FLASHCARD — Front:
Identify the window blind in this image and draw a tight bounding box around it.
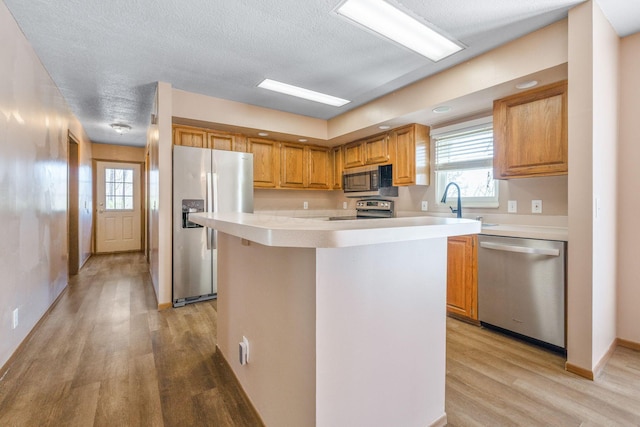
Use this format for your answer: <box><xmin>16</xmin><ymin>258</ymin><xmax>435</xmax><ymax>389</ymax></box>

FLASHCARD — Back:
<box><xmin>434</xmin><ymin>124</ymin><xmax>493</xmax><ymax>171</ymax></box>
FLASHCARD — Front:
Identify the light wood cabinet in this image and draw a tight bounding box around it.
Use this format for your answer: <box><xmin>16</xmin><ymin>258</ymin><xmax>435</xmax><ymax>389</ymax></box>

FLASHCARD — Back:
<box><xmin>446</xmin><ymin>234</ymin><xmax>478</xmax><ymax>323</ymax></box>
<box><xmin>280</xmin><ymin>142</ymin><xmax>306</xmax><ymax>189</ymax></box>
<box><xmin>174</xmin><ymin>126</ymin><xmax>207</xmax><ymax>148</ymax></box>
<box><xmin>248</xmin><ymin>138</ymin><xmax>280</xmax><ymax>188</ymax></box>
<box><xmin>331</xmin><ymin>146</ymin><xmax>343</xmax><ymax>190</ymax></box>
<box><xmin>208</xmin><ymin>131</ymin><xmax>234</xmax><ymax>151</ymax></box>
<box><xmin>364</xmin><ymin>134</ymin><xmax>389</xmax><ymax>165</ymax></box>
<box><xmin>389</xmin><ymin>124</ymin><xmax>430</xmax><ymax>186</ymax></box>
<box><xmin>343</xmin><ymin>141</ymin><xmax>365</xmax><ymax>169</ymax></box>
<box><xmin>174</xmin><ymin>125</ymin><xmax>247</xmax><ymax>152</ymax></box>
<box><xmin>493</xmin><ymin>80</ymin><xmax>568</xmax><ymax>179</ymax></box>
<box><xmin>307</xmin><ymin>145</ymin><xmax>331</xmax><ymax>189</ymax></box>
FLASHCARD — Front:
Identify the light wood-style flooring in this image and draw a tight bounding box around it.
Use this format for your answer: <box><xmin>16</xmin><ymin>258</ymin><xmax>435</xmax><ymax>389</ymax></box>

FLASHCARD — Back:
<box><xmin>1</xmin><ymin>253</ymin><xmax>639</xmax><ymax>426</ymax></box>
<box><xmin>0</xmin><ymin>253</ymin><xmax>262</xmax><ymax>427</ymax></box>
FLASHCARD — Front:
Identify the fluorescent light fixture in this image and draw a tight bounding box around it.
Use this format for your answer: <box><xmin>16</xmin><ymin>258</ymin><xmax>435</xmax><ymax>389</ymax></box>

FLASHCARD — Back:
<box><xmin>335</xmin><ymin>0</ymin><xmax>462</xmax><ymax>62</ymax></box>
<box><xmin>258</xmin><ymin>79</ymin><xmax>350</xmax><ymax>107</ymax></box>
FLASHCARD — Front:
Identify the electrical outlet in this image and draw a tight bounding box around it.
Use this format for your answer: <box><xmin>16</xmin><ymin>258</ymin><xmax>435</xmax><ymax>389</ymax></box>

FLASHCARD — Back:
<box><xmin>343</xmin><ymin>201</ymin><xmax>348</xmax><ymax>209</ymax></box>
<box><xmin>508</xmin><ymin>200</ymin><xmax>517</xmax><ymax>213</ymax></box>
<box><xmin>303</xmin><ymin>201</ymin><xmax>308</xmax><ymax>210</ymax></box>
<box><xmin>421</xmin><ymin>201</ymin><xmax>428</xmax><ymax>211</ymax></box>
<box><xmin>12</xmin><ymin>308</ymin><xmax>18</xmax><ymax>329</ymax></box>
<box><xmin>531</xmin><ymin>200</ymin><xmax>542</xmax><ymax>214</ymax></box>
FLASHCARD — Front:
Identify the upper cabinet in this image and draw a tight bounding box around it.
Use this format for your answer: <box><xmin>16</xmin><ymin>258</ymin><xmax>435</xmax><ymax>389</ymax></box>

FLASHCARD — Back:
<box><xmin>331</xmin><ymin>146</ymin><xmax>343</xmax><ymax>190</ymax></box>
<box><xmin>493</xmin><ymin>80</ymin><xmax>568</xmax><ymax>179</ymax></box>
<box><xmin>248</xmin><ymin>138</ymin><xmax>280</xmax><ymax>188</ymax></box>
<box><xmin>174</xmin><ymin>126</ymin><xmax>207</xmax><ymax>148</ymax></box>
<box><xmin>343</xmin><ymin>140</ymin><xmax>365</xmax><ymax>169</ymax></box>
<box><xmin>363</xmin><ymin>134</ymin><xmax>389</xmax><ymax>165</ymax></box>
<box><xmin>173</xmin><ymin>125</ymin><xmax>247</xmax><ymax>152</ymax></box>
<box><xmin>280</xmin><ymin>142</ymin><xmax>306</xmax><ymax>189</ymax></box>
<box><xmin>173</xmin><ymin>123</ymin><xmax>428</xmax><ymax>190</ymax></box>
<box><xmin>389</xmin><ymin>124</ymin><xmax>430</xmax><ymax>186</ymax></box>
<box><xmin>307</xmin><ymin>145</ymin><xmax>331</xmax><ymax>190</ymax></box>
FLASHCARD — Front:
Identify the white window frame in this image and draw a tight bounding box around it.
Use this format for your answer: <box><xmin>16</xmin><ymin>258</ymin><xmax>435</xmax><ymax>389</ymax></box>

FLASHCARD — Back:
<box><xmin>432</xmin><ymin>116</ymin><xmax>499</xmax><ymax>208</ymax></box>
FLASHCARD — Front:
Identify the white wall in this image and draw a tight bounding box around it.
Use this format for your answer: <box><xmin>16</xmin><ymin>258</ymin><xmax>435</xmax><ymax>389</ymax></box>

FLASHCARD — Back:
<box><xmin>567</xmin><ymin>0</ymin><xmax>619</xmax><ymax>373</ymax></box>
<box><xmin>0</xmin><ymin>2</ymin><xmax>93</xmax><ymax>368</ymax></box>
<box><xmin>617</xmin><ymin>32</ymin><xmax>640</xmax><ymax>343</ymax></box>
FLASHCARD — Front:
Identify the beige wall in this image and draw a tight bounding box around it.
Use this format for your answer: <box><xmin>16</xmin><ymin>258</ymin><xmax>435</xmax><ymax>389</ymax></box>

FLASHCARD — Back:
<box><xmin>617</xmin><ymin>32</ymin><xmax>640</xmax><ymax>343</ymax></box>
<box><xmin>0</xmin><ymin>2</ymin><xmax>93</xmax><ymax>368</ymax></box>
<box><xmin>147</xmin><ymin>82</ymin><xmax>173</xmax><ymax>307</ymax></box>
<box><xmin>92</xmin><ymin>142</ymin><xmax>145</xmax><ymax>162</ymax></box>
<box><xmin>567</xmin><ymin>0</ymin><xmax>619</xmax><ymax>373</ymax></box>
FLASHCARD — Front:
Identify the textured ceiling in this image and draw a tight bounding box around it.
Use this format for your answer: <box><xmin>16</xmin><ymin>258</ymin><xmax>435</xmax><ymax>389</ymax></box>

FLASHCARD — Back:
<box><xmin>4</xmin><ymin>0</ymin><xmax>639</xmax><ymax>147</ymax></box>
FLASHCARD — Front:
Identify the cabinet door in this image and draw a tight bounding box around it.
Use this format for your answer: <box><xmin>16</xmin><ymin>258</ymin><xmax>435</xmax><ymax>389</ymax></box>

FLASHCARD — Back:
<box><xmin>248</xmin><ymin>138</ymin><xmax>279</xmax><ymax>188</ymax></box>
<box><xmin>307</xmin><ymin>145</ymin><xmax>331</xmax><ymax>189</ymax></box>
<box><xmin>280</xmin><ymin>142</ymin><xmax>306</xmax><ymax>189</ymax></box>
<box><xmin>233</xmin><ymin>135</ymin><xmax>248</xmax><ymax>153</ymax></box>
<box><xmin>446</xmin><ymin>235</ymin><xmax>478</xmax><ymax>322</ymax></box>
<box><xmin>331</xmin><ymin>146</ymin><xmax>343</xmax><ymax>190</ymax></box>
<box><xmin>493</xmin><ymin>80</ymin><xmax>568</xmax><ymax>179</ymax></box>
<box><xmin>364</xmin><ymin>134</ymin><xmax>389</xmax><ymax>164</ymax></box>
<box><xmin>343</xmin><ymin>141</ymin><xmax>365</xmax><ymax>169</ymax></box>
<box><xmin>390</xmin><ymin>124</ymin><xmax>430</xmax><ymax>186</ymax></box>
<box><xmin>174</xmin><ymin>126</ymin><xmax>206</xmax><ymax>148</ymax></box>
<box><xmin>208</xmin><ymin>132</ymin><xmax>234</xmax><ymax>151</ymax></box>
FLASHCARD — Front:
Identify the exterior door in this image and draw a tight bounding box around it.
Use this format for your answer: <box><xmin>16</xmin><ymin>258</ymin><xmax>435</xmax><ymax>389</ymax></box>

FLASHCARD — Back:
<box><xmin>96</xmin><ymin>161</ymin><xmax>142</xmax><ymax>253</ymax></box>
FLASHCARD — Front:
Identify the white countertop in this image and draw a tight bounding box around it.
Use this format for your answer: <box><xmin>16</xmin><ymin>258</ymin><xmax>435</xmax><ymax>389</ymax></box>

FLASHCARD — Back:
<box><xmin>479</xmin><ymin>224</ymin><xmax>568</xmax><ymax>241</ymax></box>
<box><xmin>189</xmin><ymin>212</ymin><xmax>481</xmax><ymax>248</ymax></box>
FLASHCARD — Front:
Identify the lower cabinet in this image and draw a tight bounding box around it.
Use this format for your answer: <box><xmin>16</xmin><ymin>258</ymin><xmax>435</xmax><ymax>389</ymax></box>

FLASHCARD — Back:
<box><xmin>446</xmin><ymin>234</ymin><xmax>478</xmax><ymax>323</ymax></box>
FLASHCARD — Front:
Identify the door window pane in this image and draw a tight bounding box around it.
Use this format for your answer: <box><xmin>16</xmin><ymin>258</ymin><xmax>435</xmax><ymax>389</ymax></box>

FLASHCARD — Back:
<box><xmin>105</xmin><ymin>167</ymin><xmax>134</xmax><ymax>211</ymax></box>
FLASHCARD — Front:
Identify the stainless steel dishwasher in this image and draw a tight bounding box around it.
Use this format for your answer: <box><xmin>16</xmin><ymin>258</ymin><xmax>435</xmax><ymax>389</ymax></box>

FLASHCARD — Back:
<box><xmin>477</xmin><ymin>235</ymin><xmax>566</xmax><ymax>351</ymax></box>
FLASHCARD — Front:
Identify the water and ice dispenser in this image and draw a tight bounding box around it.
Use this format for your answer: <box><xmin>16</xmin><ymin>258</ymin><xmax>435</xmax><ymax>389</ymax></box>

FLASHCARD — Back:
<box><xmin>181</xmin><ymin>199</ymin><xmax>204</xmax><ymax>228</ymax></box>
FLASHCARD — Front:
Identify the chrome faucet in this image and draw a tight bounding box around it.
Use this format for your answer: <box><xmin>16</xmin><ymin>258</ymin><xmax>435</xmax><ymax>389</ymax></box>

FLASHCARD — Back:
<box><xmin>441</xmin><ymin>182</ymin><xmax>462</xmax><ymax>218</ymax></box>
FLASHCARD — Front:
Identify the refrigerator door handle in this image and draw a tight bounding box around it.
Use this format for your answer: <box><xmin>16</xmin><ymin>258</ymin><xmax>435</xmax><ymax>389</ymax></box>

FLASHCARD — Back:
<box><xmin>205</xmin><ymin>172</ymin><xmax>219</xmax><ymax>250</ymax></box>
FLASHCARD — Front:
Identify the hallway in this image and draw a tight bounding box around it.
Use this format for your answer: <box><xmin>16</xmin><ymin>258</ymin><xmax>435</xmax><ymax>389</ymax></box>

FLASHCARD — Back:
<box><xmin>0</xmin><ymin>253</ymin><xmax>262</xmax><ymax>426</ymax></box>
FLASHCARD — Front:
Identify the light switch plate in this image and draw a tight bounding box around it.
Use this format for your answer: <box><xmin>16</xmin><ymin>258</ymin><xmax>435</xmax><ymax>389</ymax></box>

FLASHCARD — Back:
<box><xmin>532</xmin><ymin>200</ymin><xmax>542</xmax><ymax>214</ymax></box>
<box><xmin>421</xmin><ymin>201</ymin><xmax>428</xmax><ymax>211</ymax></box>
<box><xmin>508</xmin><ymin>200</ymin><xmax>517</xmax><ymax>213</ymax></box>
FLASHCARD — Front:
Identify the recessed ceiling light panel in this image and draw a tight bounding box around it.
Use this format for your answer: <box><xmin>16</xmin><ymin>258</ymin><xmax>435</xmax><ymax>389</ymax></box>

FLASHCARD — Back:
<box><xmin>516</xmin><ymin>80</ymin><xmax>538</xmax><ymax>89</ymax></box>
<box><xmin>432</xmin><ymin>106</ymin><xmax>452</xmax><ymax>113</ymax></box>
<box><xmin>257</xmin><ymin>79</ymin><xmax>350</xmax><ymax>107</ymax></box>
<box><xmin>335</xmin><ymin>0</ymin><xmax>463</xmax><ymax>62</ymax></box>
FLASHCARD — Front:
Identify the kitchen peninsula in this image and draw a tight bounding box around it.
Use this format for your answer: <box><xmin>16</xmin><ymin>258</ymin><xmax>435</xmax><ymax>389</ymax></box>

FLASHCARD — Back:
<box><xmin>190</xmin><ymin>212</ymin><xmax>480</xmax><ymax>427</ymax></box>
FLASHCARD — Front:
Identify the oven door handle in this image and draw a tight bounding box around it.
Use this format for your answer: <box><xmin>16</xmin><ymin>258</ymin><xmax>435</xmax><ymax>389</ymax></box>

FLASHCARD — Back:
<box><xmin>479</xmin><ymin>241</ymin><xmax>560</xmax><ymax>257</ymax></box>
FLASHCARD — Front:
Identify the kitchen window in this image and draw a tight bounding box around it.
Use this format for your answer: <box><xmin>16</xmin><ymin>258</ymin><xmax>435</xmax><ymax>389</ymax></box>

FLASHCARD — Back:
<box><xmin>433</xmin><ymin>117</ymin><xmax>498</xmax><ymax>208</ymax></box>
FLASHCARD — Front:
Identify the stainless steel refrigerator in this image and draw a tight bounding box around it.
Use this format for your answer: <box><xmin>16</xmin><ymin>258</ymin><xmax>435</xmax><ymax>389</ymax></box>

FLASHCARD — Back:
<box><xmin>172</xmin><ymin>145</ymin><xmax>253</xmax><ymax>307</ymax></box>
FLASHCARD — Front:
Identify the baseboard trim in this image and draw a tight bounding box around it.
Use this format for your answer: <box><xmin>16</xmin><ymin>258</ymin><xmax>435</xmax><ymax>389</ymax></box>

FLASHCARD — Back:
<box><xmin>593</xmin><ymin>338</ymin><xmax>618</xmax><ymax>378</ymax></box>
<box><xmin>430</xmin><ymin>412</ymin><xmax>448</xmax><ymax>427</ymax></box>
<box><xmin>565</xmin><ymin>362</ymin><xmax>593</xmax><ymax>380</ymax></box>
<box><xmin>565</xmin><ymin>337</ymin><xmax>620</xmax><ymax>381</ymax></box>
<box><xmin>617</xmin><ymin>338</ymin><xmax>640</xmax><ymax>351</ymax></box>
<box><xmin>214</xmin><ymin>345</ymin><xmax>265</xmax><ymax>426</ymax></box>
<box><xmin>0</xmin><ymin>285</ymin><xmax>68</xmax><ymax>379</ymax></box>
<box><xmin>158</xmin><ymin>302</ymin><xmax>172</xmax><ymax>310</ymax></box>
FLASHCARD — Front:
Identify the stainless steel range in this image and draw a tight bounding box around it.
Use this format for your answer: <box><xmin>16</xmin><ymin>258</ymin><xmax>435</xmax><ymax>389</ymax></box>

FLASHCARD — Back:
<box><xmin>329</xmin><ymin>199</ymin><xmax>395</xmax><ymax>220</ymax></box>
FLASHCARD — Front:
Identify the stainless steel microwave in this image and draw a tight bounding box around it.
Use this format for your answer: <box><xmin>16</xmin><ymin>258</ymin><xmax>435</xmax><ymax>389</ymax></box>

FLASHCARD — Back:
<box><xmin>343</xmin><ymin>164</ymin><xmax>398</xmax><ymax>198</ymax></box>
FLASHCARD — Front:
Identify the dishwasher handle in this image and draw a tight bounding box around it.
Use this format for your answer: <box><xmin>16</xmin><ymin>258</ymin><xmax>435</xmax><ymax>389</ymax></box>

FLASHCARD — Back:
<box><xmin>479</xmin><ymin>241</ymin><xmax>560</xmax><ymax>257</ymax></box>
